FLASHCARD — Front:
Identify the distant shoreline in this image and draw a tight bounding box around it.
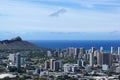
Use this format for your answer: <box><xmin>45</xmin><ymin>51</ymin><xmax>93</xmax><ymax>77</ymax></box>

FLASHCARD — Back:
<box><xmin>29</xmin><ymin>40</ymin><xmax>120</xmax><ymax>52</ymax></box>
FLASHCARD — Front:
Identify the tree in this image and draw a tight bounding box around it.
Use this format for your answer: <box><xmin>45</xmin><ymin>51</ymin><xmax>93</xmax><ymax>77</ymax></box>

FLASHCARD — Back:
<box><xmin>3</xmin><ymin>77</ymin><xmax>10</xmax><ymax>80</ymax></box>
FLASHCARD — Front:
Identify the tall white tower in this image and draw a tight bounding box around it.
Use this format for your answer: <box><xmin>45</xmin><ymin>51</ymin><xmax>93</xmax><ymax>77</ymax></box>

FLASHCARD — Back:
<box><xmin>89</xmin><ymin>47</ymin><xmax>95</xmax><ymax>67</ymax></box>
<box><xmin>111</xmin><ymin>46</ymin><xmax>115</xmax><ymax>54</ymax></box>
<box><xmin>118</xmin><ymin>47</ymin><xmax>120</xmax><ymax>61</ymax></box>
<box><xmin>16</xmin><ymin>53</ymin><xmax>21</xmax><ymax>70</ymax></box>
<box><xmin>97</xmin><ymin>47</ymin><xmax>103</xmax><ymax>66</ymax></box>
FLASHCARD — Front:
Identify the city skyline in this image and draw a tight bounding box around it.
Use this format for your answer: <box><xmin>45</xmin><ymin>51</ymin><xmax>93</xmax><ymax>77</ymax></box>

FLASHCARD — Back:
<box><xmin>0</xmin><ymin>0</ymin><xmax>120</xmax><ymax>40</ymax></box>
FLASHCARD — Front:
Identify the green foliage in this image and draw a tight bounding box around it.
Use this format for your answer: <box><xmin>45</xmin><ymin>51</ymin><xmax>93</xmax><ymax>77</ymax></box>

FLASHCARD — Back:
<box><xmin>26</xmin><ymin>66</ymin><xmax>35</xmax><ymax>70</ymax></box>
<box><xmin>62</xmin><ymin>58</ymin><xmax>77</xmax><ymax>64</ymax></box>
<box><xmin>33</xmin><ymin>77</ymin><xmax>47</xmax><ymax>80</ymax></box>
<box><xmin>3</xmin><ymin>77</ymin><xmax>10</xmax><ymax>80</ymax></box>
<box><xmin>39</xmin><ymin>78</ymin><xmax>47</xmax><ymax>80</ymax></box>
<box><xmin>0</xmin><ymin>63</ymin><xmax>7</xmax><ymax>67</ymax></box>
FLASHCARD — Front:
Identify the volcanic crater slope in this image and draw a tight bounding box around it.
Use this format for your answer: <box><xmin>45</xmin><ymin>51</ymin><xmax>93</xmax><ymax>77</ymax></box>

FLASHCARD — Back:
<box><xmin>0</xmin><ymin>36</ymin><xmax>41</xmax><ymax>50</ymax></box>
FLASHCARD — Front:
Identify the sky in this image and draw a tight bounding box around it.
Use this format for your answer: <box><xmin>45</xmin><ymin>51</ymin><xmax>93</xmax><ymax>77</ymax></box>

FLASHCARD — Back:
<box><xmin>0</xmin><ymin>0</ymin><xmax>120</xmax><ymax>40</ymax></box>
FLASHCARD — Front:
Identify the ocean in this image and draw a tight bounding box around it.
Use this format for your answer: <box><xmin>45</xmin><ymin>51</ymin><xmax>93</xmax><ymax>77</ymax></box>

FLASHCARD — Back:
<box><xmin>29</xmin><ymin>40</ymin><xmax>120</xmax><ymax>52</ymax></box>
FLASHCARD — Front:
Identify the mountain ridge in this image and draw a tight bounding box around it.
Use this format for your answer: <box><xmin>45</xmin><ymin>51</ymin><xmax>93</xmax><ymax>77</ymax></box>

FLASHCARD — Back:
<box><xmin>0</xmin><ymin>36</ymin><xmax>42</xmax><ymax>50</ymax></box>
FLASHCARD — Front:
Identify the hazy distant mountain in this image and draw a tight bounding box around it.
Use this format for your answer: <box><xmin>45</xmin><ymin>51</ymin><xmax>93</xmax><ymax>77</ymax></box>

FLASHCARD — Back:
<box><xmin>0</xmin><ymin>36</ymin><xmax>41</xmax><ymax>50</ymax></box>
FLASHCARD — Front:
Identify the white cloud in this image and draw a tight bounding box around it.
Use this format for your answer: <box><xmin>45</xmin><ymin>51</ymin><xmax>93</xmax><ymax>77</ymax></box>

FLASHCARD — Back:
<box><xmin>34</xmin><ymin>0</ymin><xmax>120</xmax><ymax>7</ymax></box>
<box><xmin>49</xmin><ymin>8</ymin><xmax>67</xmax><ymax>17</ymax></box>
<box><xmin>0</xmin><ymin>0</ymin><xmax>120</xmax><ymax>33</ymax></box>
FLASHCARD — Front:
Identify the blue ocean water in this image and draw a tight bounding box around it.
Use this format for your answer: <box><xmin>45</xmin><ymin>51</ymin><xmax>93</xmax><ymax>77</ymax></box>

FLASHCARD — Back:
<box><xmin>29</xmin><ymin>40</ymin><xmax>120</xmax><ymax>52</ymax></box>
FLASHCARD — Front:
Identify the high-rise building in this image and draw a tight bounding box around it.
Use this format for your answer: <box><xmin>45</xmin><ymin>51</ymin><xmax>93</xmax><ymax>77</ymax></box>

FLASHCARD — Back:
<box><xmin>50</xmin><ymin>58</ymin><xmax>55</xmax><ymax>71</ymax></box>
<box><xmin>100</xmin><ymin>47</ymin><xmax>104</xmax><ymax>53</ymax></box>
<box><xmin>80</xmin><ymin>48</ymin><xmax>85</xmax><ymax>54</ymax></box>
<box><xmin>97</xmin><ymin>51</ymin><xmax>103</xmax><ymax>66</ymax></box>
<box><xmin>89</xmin><ymin>52</ymin><xmax>94</xmax><ymax>67</ymax></box>
<box><xmin>103</xmin><ymin>53</ymin><xmax>112</xmax><ymax>66</ymax></box>
<box><xmin>118</xmin><ymin>47</ymin><xmax>120</xmax><ymax>61</ymax></box>
<box><xmin>111</xmin><ymin>46</ymin><xmax>115</xmax><ymax>54</ymax></box>
<box><xmin>20</xmin><ymin>57</ymin><xmax>25</xmax><ymax>65</ymax></box>
<box><xmin>112</xmin><ymin>54</ymin><xmax>118</xmax><ymax>62</ymax></box>
<box><xmin>91</xmin><ymin>47</ymin><xmax>96</xmax><ymax>53</ymax></box>
<box><xmin>77</xmin><ymin>59</ymin><xmax>85</xmax><ymax>67</ymax></box>
<box><xmin>67</xmin><ymin>47</ymin><xmax>75</xmax><ymax>58</ymax></box>
<box><xmin>45</xmin><ymin>60</ymin><xmax>50</xmax><ymax>70</ymax></box>
<box><xmin>8</xmin><ymin>54</ymin><xmax>16</xmax><ymax>63</ymax></box>
<box><xmin>54</xmin><ymin>49</ymin><xmax>60</xmax><ymax>58</ymax></box>
<box><xmin>93</xmin><ymin>51</ymin><xmax>97</xmax><ymax>65</ymax></box>
<box><xmin>16</xmin><ymin>53</ymin><xmax>21</xmax><ymax>70</ymax></box>
<box><xmin>89</xmin><ymin>47</ymin><xmax>96</xmax><ymax>67</ymax></box>
<box><xmin>96</xmin><ymin>47</ymin><xmax>104</xmax><ymax>66</ymax></box>
<box><xmin>111</xmin><ymin>46</ymin><xmax>115</xmax><ymax>64</ymax></box>
<box><xmin>85</xmin><ymin>50</ymin><xmax>89</xmax><ymax>61</ymax></box>
<box><xmin>53</xmin><ymin>60</ymin><xmax>62</xmax><ymax>71</ymax></box>
<box><xmin>58</xmin><ymin>60</ymin><xmax>62</xmax><ymax>70</ymax></box>
<box><xmin>47</xmin><ymin>51</ymin><xmax>52</xmax><ymax>57</ymax></box>
<box><xmin>74</xmin><ymin>48</ymin><xmax>78</xmax><ymax>59</ymax></box>
<box><xmin>77</xmin><ymin>59</ymin><xmax>82</xmax><ymax>67</ymax></box>
<box><xmin>59</xmin><ymin>52</ymin><xmax>64</xmax><ymax>58</ymax></box>
<box><xmin>78</xmin><ymin>48</ymin><xmax>85</xmax><ymax>59</ymax></box>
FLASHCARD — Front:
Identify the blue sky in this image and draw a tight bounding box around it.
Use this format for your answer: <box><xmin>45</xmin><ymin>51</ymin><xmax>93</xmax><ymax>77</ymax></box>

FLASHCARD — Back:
<box><xmin>0</xmin><ymin>0</ymin><xmax>120</xmax><ymax>40</ymax></box>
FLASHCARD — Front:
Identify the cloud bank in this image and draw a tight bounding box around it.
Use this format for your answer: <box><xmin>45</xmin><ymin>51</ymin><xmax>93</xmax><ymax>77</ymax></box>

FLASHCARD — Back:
<box><xmin>0</xmin><ymin>0</ymin><xmax>120</xmax><ymax>40</ymax></box>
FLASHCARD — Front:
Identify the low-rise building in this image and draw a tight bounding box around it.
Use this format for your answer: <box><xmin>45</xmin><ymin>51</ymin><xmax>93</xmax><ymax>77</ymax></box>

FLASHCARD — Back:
<box><xmin>0</xmin><ymin>73</ymin><xmax>17</xmax><ymax>80</ymax></box>
<box><xmin>102</xmin><ymin>64</ymin><xmax>109</xmax><ymax>71</ymax></box>
<box><xmin>63</xmin><ymin>64</ymin><xmax>79</xmax><ymax>73</ymax></box>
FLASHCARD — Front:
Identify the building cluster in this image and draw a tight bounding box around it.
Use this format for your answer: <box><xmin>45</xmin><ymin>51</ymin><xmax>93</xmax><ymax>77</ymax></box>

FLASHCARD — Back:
<box><xmin>37</xmin><ymin>46</ymin><xmax>120</xmax><ymax>79</ymax></box>
<box><xmin>7</xmin><ymin>52</ymin><xmax>24</xmax><ymax>71</ymax></box>
<box><xmin>45</xmin><ymin>58</ymin><xmax>62</xmax><ymax>71</ymax></box>
<box><xmin>0</xmin><ymin>46</ymin><xmax>120</xmax><ymax>79</ymax></box>
<box><xmin>33</xmin><ymin>46</ymin><xmax>120</xmax><ymax>79</ymax></box>
<box><xmin>47</xmin><ymin>46</ymin><xmax>120</xmax><ymax>73</ymax></box>
<box><xmin>48</xmin><ymin>47</ymin><xmax>86</xmax><ymax>59</ymax></box>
